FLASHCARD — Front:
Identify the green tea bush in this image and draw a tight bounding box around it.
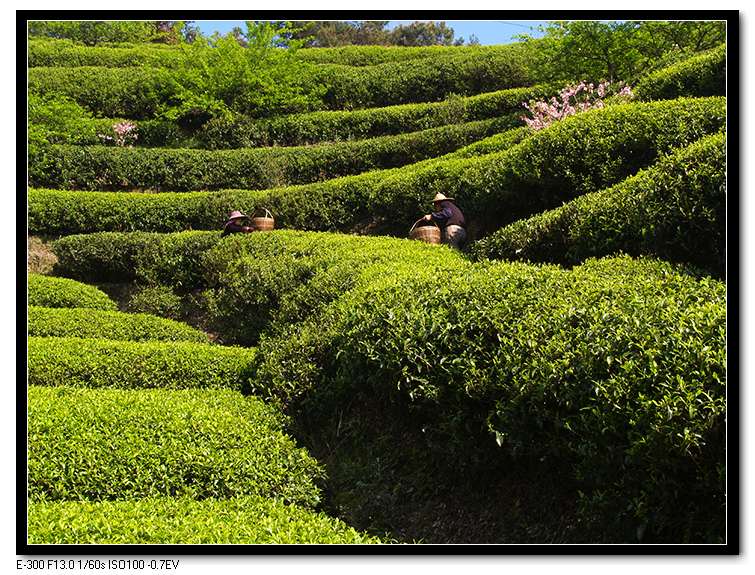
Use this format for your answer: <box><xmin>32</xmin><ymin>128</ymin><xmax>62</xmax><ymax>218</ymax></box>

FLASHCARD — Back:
<box><xmin>312</xmin><ymin>49</ymin><xmax>533</xmax><ymax>110</ymax></box>
<box><xmin>635</xmin><ymin>44</ymin><xmax>726</xmax><ymax>101</ymax></box>
<box><xmin>30</xmin><ymin>117</ymin><xmax>515</xmax><ymax>191</ymax></box>
<box><xmin>126</xmin><ymin>285</ymin><xmax>183</xmax><ymax>319</ymax></box>
<box><xmin>28</xmin><ymin>66</ymin><xmax>177</xmax><ymax>119</ymax></box>
<box><xmin>51</xmin><ymin>231</ymin><xmax>462</xmax><ymax>343</ymax></box>
<box><xmin>471</xmin><ymin>132</ymin><xmax>726</xmax><ymax>276</ymax></box>
<box><xmin>28</xmin><ymin>496</ymin><xmax>382</xmax><ymax>544</ymax></box>
<box><xmin>28</xmin><ymin>48</ymin><xmax>533</xmax><ymax>118</ymax></box>
<box><xmin>28</xmin><ymin>38</ymin><xmax>182</xmax><ymax>68</ymax></box>
<box><xmin>27</xmin><ymin>274</ymin><xmax>116</xmax><ymax>311</ymax></box>
<box><xmin>28</xmin><ymin>306</ymin><xmax>210</xmax><ymax>343</ymax></box>
<box><xmin>449</xmin><ymin>126</ymin><xmax>531</xmax><ymax>158</ymax></box>
<box><xmin>27</xmin><ymin>336</ymin><xmax>256</xmax><ymax>392</ymax></box>
<box><xmin>30</xmin><ymin>97</ymin><xmax>726</xmax><ymax>237</ymax></box>
<box><xmin>40</xmin><ymin>230</ymin><xmax>727</xmax><ymax>540</ymax></box>
<box><xmin>296</xmin><ymin>43</ymin><xmax>523</xmax><ymax>66</ymax></box>
<box><xmin>33</xmin><ymin>85</ymin><xmax>554</xmax><ymax>150</ymax></box>
<box><xmin>250</xmin><ymin>253</ymin><xmax>726</xmax><ymax>542</ymax></box>
<box><xmin>28</xmin><ymin>386</ymin><xmax>323</xmax><ymax>505</ymax></box>
<box><xmin>52</xmin><ymin>231</ymin><xmax>221</xmax><ymax>287</ymax></box>
<box><xmin>198</xmin><ymin>85</ymin><xmax>558</xmax><ymax>148</ymax></box>
<box><xmin>198</xmin><ymin>232</ymin><xmax>464</xmax><ymax>345</ymax></box>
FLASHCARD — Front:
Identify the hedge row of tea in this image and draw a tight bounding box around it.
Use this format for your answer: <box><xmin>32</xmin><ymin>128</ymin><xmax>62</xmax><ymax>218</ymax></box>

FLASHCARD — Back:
<box><xmin>28</xmin><ymin>39</ymin><xmax>184</xmax><ymax>68</ymax></box>
<box><xmin>49</xmin><ymin>231</ymin><xmax>463</xmax><ymax>342</ymax></box>
<box><xmin>635</xmin><ymin>44</ymin><xmax>726</xmax><ymax>101</ymax></box>
<box><xmin>28</xmin><ymin>306</ymin><xmax>210</xmax><ymax>343</ymax></box>
<box><xmin>51</xmin><ymin>230</ymin><xmax>222</xmax><ymax>284</ymax></box>
<box><xmin>30</xmin><ymin>98</ymin><xmax>726</xmax><ymax>240</ymax></box>
<box><xmin>28</xmin><ymin>496</ymin><xmax>382</xmax><ymax>544</ymax></box>
<box><xmin>30</xmin><ymin>116</ymin><xmax>516</xmax><ymax>191</ymax></box>
<box><xmin>295</xmin><ymin>44</ymin><xmax>528</xmax><ymax>66</ymax></box>
<box><xmin>27</xmin><ymin>38</ymin><xmax>523</xmax><ymax>69</ymax></box>
<box><xmin>470</xmin><ymin>132</ymin><xmax>726</xmax><ymax>277</ymax></box>
<box><xmin>28</xmin><ymin>386</ymin><xmax>323</xmax><ymax>506</ymax></box>
<box><xmin>235</xmin><ymin>237</ymin><xmax>724</xmax><ymax>542</ymax></box>
<box><xmin>47</xmin><ymin>229</ymin><xmax>728</xmax><ymax>541</ymax></box>
<box><xmin>27</xmin><ymin>273</ymin><xmax>116</xmax><ymax>310</ymax></box>
<box><xmin>28</xmin><ymin>48</ymin><xmax>534</xmax><ymax>118</ymax></box>
<box><xmin>194</xmin><ymin>84</ymin><xmax>557</xmax><ymax>148</ymax></box>
<box><xmin>28</xmin><ymin>336</ymin><xmax>256</xmax><ymax>392</ymax></box>
<box><xmin>28</xmin><ymin>66</ymin><xmax>175</xmax><ymax>120</ymax></box>
<box><xmin>38</xmin><ymin>85</ymin><xmax>552</xmax><ymax>150</ymax></box>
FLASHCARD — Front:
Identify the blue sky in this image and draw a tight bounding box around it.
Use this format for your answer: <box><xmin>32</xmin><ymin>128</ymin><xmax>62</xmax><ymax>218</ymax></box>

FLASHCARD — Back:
<box><xmin>195</xmin><ymin>20</ymin><xmax>548</xmax><ymax>46</ymax></box>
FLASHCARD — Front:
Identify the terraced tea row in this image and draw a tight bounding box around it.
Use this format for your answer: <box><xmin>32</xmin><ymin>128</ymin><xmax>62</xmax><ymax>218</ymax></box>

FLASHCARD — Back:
<box><xmin>33</xmin><ymin>84</ymin><xmax>555</xmax><ymax>149</ymax></box>
<box><xmin>30</xmin><ymin>116</ymin><xmax>517</xmax><ymax>191</ymax></box>
<box><xmin>30</xmin><ymin>98</ymin><xmax>726</xmax><ymax>244</ymax></box>
<box><xmin>28</xmin><ymin>306</ymin><xmax>211</xmax><ymax>342</ymax></box>
<box><xmin>27</xmin><ymin>38</ymin><xmax>528</xmax><ymax>68</ymax></box>
<box><xmin>28</xmin><ymin>336</ymin><xmax>256</xmax><ymax>392</ymax></box>
<box><xmin>28</xmin><ymin>386</ymin><xmax>322</xmax><ymax>504</ymax></box>
<box><xmin>29</xmin><ymin>496</ymin><xmax>382</xmax><ymax>544</ymax></box>
<box><xmin>471</xmin><ymin>132</ymin><xmax>726</xmax><ymax>277</ymax></box>
<box><xmin>28</xmin><ymin>273</ymin><xmax>116</xmax><ymax>310</ymax></box>
<box><xmin>28</xmin><ymin>47</ymin><xmax>534</xmax><ymax>118</ymax></box>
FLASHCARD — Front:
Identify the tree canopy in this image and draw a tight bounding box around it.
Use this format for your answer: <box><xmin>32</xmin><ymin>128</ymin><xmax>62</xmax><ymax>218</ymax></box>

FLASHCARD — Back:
<box><xmin>27</xmin><ymin>20</ymin><xmax>200</xmax><ymax>45</ymax></box>
<box><xmin>516</xmin><ymin>20</ymin><xmax>726</xmax><ymax>83</ymax></box>
<box><xmin>277</xmin><ymin>20</ymin><xmax>470</xmax><ymax>47</ymax></box>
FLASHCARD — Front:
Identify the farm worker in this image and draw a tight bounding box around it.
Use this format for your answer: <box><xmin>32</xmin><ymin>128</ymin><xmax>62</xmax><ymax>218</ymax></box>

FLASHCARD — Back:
<box><xmin>221</xmin><ymin>210</ymin><xmax>256</xmax><ymax>237</ymax></box>
<box><xmin>423</xmin><ymin>193</ymin><xmax>467</xmax><ymax>249</ymax></box>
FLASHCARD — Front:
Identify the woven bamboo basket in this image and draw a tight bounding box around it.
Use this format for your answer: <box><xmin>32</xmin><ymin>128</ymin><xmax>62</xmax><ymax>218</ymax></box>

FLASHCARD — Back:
<box><xmin>408</xmin><ymin>218</ymin><xmax>441</xmax><ymax>244</ymax></box>
<box><xmin>251</xmin><ymin>208</ymin><xmax>275</xmax><ymax>231</ymax></box>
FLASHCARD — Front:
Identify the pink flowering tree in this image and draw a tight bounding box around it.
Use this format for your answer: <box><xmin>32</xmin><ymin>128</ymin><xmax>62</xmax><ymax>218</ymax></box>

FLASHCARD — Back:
<box><xmin>98</xmin><ymin>120</ymin><xmax>138</xmax><ymax>147</ymax></box>
<box><xmin>522</xmin><ymin>81</ymin><xmax>634</xmax><ymax>131</ymax></box>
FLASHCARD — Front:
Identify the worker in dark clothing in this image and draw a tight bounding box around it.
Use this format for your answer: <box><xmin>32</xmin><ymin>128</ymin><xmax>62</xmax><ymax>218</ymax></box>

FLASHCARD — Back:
<box><xmin>423</xmin><ymin>193</ymin><xmax>467</xmax><ymax>249</ymax></box>
<box><xmin>221</xmin><ymin>210</ymin><xmax>256</xmax><ymax>237</ymax></box>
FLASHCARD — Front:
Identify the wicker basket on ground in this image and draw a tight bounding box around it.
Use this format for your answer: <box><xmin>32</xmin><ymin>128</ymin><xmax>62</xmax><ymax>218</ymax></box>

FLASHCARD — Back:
<box><xmin>252</xmin><ymin>208</ymin><xmax>275</xmax><ymax>231</ymax></box>
<box><xmin>408</xmin><ymin>218</ymin><xmax>441</xmax><ymax>244</ymax></box>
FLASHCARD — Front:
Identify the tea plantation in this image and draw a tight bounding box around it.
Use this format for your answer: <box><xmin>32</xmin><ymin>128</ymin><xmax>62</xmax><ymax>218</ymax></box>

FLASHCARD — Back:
<box><xmin>25</xmin><ymin>31</ymin><xmax>728</xmax><ymax>545</ymax></box>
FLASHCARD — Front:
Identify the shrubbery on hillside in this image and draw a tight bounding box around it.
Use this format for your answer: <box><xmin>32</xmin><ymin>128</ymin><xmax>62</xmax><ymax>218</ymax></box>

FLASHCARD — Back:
<box><xmin>28</xmin><ymin>306</ymin><xmax>210</xmax><ymax>343</ymax></box>
<box><xmin>28</xmin><ymin>66</ymin><xmax>176</xmax><ymax>119</ymax></box>
<box><xmin>471</xmin><ymin>132</ymin><xmax>726</xmax><ymax>276</ymax></box>
<box><xmin>28</xmin><ymin>46</ymin><xmax>535</xmax><ymax>119</ymax></box>
<box><xmin>197</xmin><ymin>84</ymin><xmax>557</xmax><ymax>148</ymax></box>
<box><xmin>28</xmin><ymin>496</ymin><xmax>382</xmax><ymax>544</ymax></box>
<box><xmin>47</xmin><ymin>228</ymin><xmax>727</xmax><ymax>542</ymax></box>
<box><xmin>28</xmin><ymin>386</ymin><xmax>323</xmax><ymax>505</ymax></box>
<box><xmin>29</xmin><ymin>117</ymin><xmax>516</xmax><ymax>191</ymax></box>
<box><xmin>30</xmin><ymin>97</ymin><xmax>726</xmax><ymax>237</ymax></box>
<box><xmin>27</xmin><ymin>273</ymin><xmax>116</xmax><ymax>311</ymax></box>
<box><xmin>635</xmin><ymin>44</ymin><xmax>726</xmax><ymax>101</ymax></box>
<box><xmin>28</xmin><ymin>336</ymin><xmax>256</xmax><ymax>391</ymax></box>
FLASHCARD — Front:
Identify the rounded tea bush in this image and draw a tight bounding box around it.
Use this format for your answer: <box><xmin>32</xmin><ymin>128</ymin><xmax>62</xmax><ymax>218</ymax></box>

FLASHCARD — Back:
<box><xmin>28</xmin><ymin>306</ymin><xmax>210</xmax><ymax>343</ymax></box>
<box><xmin>28</xmin><ymin>386</ymin><xmax>324</xmax><ymax>506</ymax></box>
<box><xmin>28</xmin><ymin>496</ymin><xmax>383</xmax><ymax>544</ymax></box>
<box><xmin>27</xmin><ymin>336</ymin><xmax>257</xmax><ymax>392</ymax></box>
<box><xmin>27</xmin><ymin>273</ymin><xmax>116</xmax><ymax>311</ymax></box>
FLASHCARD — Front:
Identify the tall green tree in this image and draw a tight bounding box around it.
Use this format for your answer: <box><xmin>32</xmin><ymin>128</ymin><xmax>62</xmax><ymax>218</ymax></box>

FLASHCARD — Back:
<box><xmin>278</xmin><ymin>20</ymin><xmax>464</xmax><ymax>47</ymax></box>
<box><xmin>27</xmin><ymin>20</ymin><xmax>202</xmax><ymax>45</ymax></box>
<box><xmin>162</xmin><ymin>21</ymin><xmax>324</xmax><ymax>125</ymax></box>
<box><xmin>388</xmin><ymin>21</ymin><xmax>457</xmax><ymax>46</ymax></box>
<box><xmin>517</xmin><ymin>20</ymin><xmax>726</xmax><ymax>83</ymax></box>
<box><xmin>27</xmin><ymin>20</ymin><xmax>155</xmax><ymax>45</ymax></box>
